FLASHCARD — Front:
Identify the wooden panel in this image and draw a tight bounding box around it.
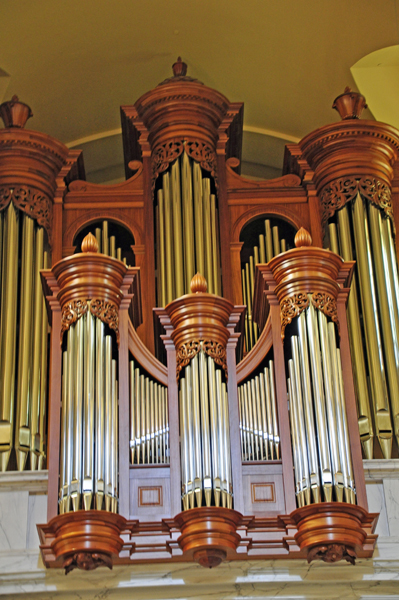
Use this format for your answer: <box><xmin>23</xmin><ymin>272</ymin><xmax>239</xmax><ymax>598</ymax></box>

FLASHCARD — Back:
<box><xmin>242</xmin><ymin>463</ymin><xmax>285</xmax><ymax>515</ymax></box>
<box><xmin>129</xmin><ymin>466</ymin><xmax>171</xmax><ymax>519</ymax></box>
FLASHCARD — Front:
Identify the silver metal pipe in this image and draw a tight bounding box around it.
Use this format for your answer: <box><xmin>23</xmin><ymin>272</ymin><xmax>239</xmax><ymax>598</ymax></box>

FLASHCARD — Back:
<box><xmin>268</xmin><ymin>361</ymin><xmax>280</xmax><ymax>460</ymax></box>
<box><xmin>82</xmin><ymin>310</ymin><xmax>95</xmax><ymax>510</ymax></box>
<box><xmin>297</xmin><ymin>311</ymin><xmax>321</xmax><ymax>503</ymax></box>
<box><xmin>199</xmin><ymin>350</ymin><xmax>212</xmax><ymax>506</ymax></box>
<box><xmin>306</xmin><ymin>301</ymin><xmax>332</xmax><ymax>501</ymax></box>
<box><xmin>95</xmin><ymin>319</ymin><xmax>105</xmax><ymax>510</ymax></box>
<box><xmin>191</xmin><ymin>353</ymin><xmax>202</xmax><ymax>506</ymax></box>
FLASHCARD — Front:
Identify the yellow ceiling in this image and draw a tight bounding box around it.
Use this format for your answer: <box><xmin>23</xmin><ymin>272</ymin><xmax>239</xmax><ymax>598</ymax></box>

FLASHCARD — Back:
<box><xmin>1</xmin><ymin>0</ymin><xmax>397</xmax><ymax>180</ymax></box>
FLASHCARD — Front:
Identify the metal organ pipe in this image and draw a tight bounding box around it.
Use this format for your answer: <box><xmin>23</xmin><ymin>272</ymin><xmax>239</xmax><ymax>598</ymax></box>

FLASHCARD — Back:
<box><xmin>237</xmin><ymin>359</ymin><xmax>280</xmax><ymax>462</ymax></box>
<box><xmin>0</xmin><ymin>205</ymin><xmax>49</xmax><ymax>473</ymax></box>
<box><xmin>155</xmin><ymin>153</ymin><xmax>222</xmax><ymax>305</ymax></box>
<box><xmin>59</xmin><ymin>307</ymin><xmax>119</xmax><ymax>514</ymax></box>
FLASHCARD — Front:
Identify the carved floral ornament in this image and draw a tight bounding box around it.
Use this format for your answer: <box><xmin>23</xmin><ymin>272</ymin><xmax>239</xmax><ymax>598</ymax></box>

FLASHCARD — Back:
<box><xmin>280</xmin><ymin>292</ymin><xmax>339</xmax><ymax>340</ymax></box>
<box><xmin>176</xmin><ymin>339</ymin><xmax>227</xmax><ymax>381</ymax></box>
<box><xmin>0</xmin><ymin>185</ymin><xmax>52</xmax><ymax>244</ymax></box>
<box><xmin>61</xmin><ymin>299</ymin><xmax>120</xmax><ymax>345</ymax></box>
<box><xmin>319</xmin><ymin>176</ymin><xmax>393</xmax><ymax>229</ymax></box>
<box><xmin>151</xmin><ymin>139</ymin><xmax>217</xmax><ymax>190</ymax></box>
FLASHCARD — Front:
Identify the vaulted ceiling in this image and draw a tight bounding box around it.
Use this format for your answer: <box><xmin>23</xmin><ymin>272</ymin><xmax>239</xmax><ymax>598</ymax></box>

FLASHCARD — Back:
<box><xmin>1</xmin><ymin>0</ymin><xmax>397</xmax><ymax>182</ymax></box>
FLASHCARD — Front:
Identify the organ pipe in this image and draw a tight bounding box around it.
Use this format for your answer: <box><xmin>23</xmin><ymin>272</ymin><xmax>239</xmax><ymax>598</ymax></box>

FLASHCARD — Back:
<box><xmin>129</xmin><ymin>360</ymin><xmax>169</xmax><ymax>465</ymax></box>
<box><xmin>179</xmin><ymin>349</ymin><xmax>233</xmax><ymax>510</ymax></box>
<box><xmin>59</xmin><ymin>309</ymin><xmax>119</xmax><ymax>514</ymax></box>
<box><xmin>237</xmin><ymin>359</ymin><xmax>280</xmax><ymax>461</ymax></box>
<box><xmin>241</xmin><ymin>219</ymin><xmax>292</xmax><ymax>353</ymax></box>
<box><xmin>0</xmin><ymin>204</ymin><xmax>49</xmax><ymax>472</ymax></box>
<box><xmin>156</xmin><ymin>153</ymin><xmax>222</xmax><ymax>305</ymax></box>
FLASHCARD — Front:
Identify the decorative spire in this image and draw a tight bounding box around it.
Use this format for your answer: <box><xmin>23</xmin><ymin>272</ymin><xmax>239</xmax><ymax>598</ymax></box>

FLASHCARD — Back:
<box><xmin>81</xmin><ymin>232</ymin><xmax>99</xmax><ymax>253</ymax></box>
<box><xmin>190</xmin><ymin>272</ymin><xmax>207</xmax><ymax>293</ymax></box>
<box><xmin>0</xmin><ymin>95</ymin><xmax>33</xmax><ymax>128</ymax></box>
<box><xmin>332</xmin><ymin>87</ymin><xmax>367</xmax><ymax>120</ymax></box>
<box><xmin>295</xmin><ymin>227</ymin><xmax>312</xmax><ymax>248</ymax></box>
<box><xmin>172</xmin><ymin>56</ymin><xmax>188</xmax><ymax>77</ymax></box>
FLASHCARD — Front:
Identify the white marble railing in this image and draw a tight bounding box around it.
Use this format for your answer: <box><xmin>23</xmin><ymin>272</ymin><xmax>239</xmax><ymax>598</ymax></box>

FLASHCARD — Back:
<box><xmin>1</xmin><ymin>462</ymin><xmax>399</xmax><ymax>599</ymax></box>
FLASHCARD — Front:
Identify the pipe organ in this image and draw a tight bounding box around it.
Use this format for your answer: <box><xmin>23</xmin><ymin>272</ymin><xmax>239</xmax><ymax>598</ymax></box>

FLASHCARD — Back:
<box><xmin>4</xmin><ymin>60</ymin><xmax>399</xmax><ymax>571</ymax></box>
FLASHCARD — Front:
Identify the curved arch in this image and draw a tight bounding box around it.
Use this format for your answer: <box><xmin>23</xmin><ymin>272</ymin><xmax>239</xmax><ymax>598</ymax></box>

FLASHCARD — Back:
<box><xmin>63</xmin><ymin>210</ymin><xmax>143</xmax><ymax>253</ymax></box>
<box><xmin>231</xmin><ymin>205</ymin><xmax>303</xmax><ymax>245</ymax></box>
<box><xmin>236</xmin><ymin>316</ymin><xmax>272</xmax><ymax>383</ymax></box>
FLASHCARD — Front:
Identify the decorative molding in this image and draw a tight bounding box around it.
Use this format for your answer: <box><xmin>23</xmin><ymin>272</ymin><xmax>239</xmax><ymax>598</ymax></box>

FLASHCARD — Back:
<box><xmin>176</xmin><ymin>340</ymin><xmax>227</xmax><ymax>381</ymax></box>
<box><xmin>90</xmin><ymin>299</ymin><xmax>119</xmax><ymax>345</ymax></box>
<box><xmin>60</xmin><ymin>299</ymin><xmax>88</xmax><ymax>342</ymax></box>
<box><xmin>280</xmin><ymin>293</ymin><xmax>309</xmax><ymax>340</ymax></box>
<box><xmin>251</xmin><ymin>482</ymin><xmax>275</xmax><ymax>503</ymax></box>
<box><xmin>0</xmin><ymin>185</ymin><xmax>53</xmax><ymax>244</ymax></box>
<box><xmin>311</xmin><ymin>292</ymin><xmax>339</xmax><ymax>333</ymax></box>
<box><xmin>0</xmin><ymin>137</ymin><xmax>66</xmax><ymax>162</ymax></box>
<box><xmin>138</xmin><ymin>486</ymin><xmax>163</xmax><ymax>507</ymax></box>
<box><xmin>320</xmin><ymin>176</ymin><xmax>392</xmax><ymax>228</ymax></box>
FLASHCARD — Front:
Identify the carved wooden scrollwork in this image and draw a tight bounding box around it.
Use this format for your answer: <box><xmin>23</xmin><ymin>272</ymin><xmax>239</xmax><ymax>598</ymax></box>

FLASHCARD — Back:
<box><xmin>0</xmin><ymin>185</ymin><xmax>53</xmax><ymax>243</ymax></box>
<box><xmin>307</xmin><ymin>543</ymin><xmax>356</xmax><ymax>565</ymax></box>
<box><xmin>89</xmin><ymin>299</ymin><xmax>120</xmax><ymax>345</ymax></box>
<box><xmin>202</xmin><ymin>340</ymin><xmax>227</xmax><ymax>379</ymax></box>
<box><xmin>176</xmin><ymin>340</ymin><xmax>227</xmax><ymax>381</ymax></box>
<box><xmin>152</xmin><ymin>139</ymin><xmax>218</xmax><ymax>190</ymax></box>
<box><xmin>311</xmin><ymin>292</ymin><xmax>339</xmax><ymax>334</ymax></box>
<box><xmin>176</xmin><ymin>340</ymin><xmax>201</xmax><ymax>380</ymax></box>
<box><xmin>185</xmin><ymin>141</ymin><xmax>218</xmax><ymax>184</ymax></box>
<box><xmin>151</xmin><ymin>140</ymin><xmax>184</xmax><ymax>189</ymax></box>
<box><xmin>320</xmin><ymin>176</ymin><xmax>392</xmax><ymax>228</ymax></box>
<box><xmin>60</xmin><ymin>299</ymin><xmax>120</xmax><ymax>345</ymax></box>
<box><xmin>280</xmin><ymin>293</ymin><xmax>310</xmax><ymax>340</ymax></box>
<box><xmin>64</xmin><ymin>551</ymin><xmax>113</xmax><ymax>574</ymax></box>
<box><xmin>280</xmin><ymin>292</ymin><xmax>339</xmax><ymax>340</ymax></box>
<box><xmin>60</xmin><ymin>300</ymin><xmax>88</xmax><ymax>343</ymax></box>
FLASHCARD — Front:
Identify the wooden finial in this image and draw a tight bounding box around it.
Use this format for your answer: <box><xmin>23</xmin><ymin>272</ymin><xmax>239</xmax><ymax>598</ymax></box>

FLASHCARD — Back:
<box><xmin>0</xmin><ymin>95</ymin><xmax>33</xmax><ymax>128</ymax></box>
<box><xmin>332</xmin><ymin>87</ymin><xmax>367</xmax><ymax>120</ymax></box>
<box><xmin>81</xmin><ymin>232</ymin><xmax>99</xmax><ymax>253</ymax></box>
<box><xmin>172</xmin><ymin>57</ymin><xmax>187</xmax><ymax>77</ymax></box>
<box><xmin>190</xmin><ymin>272</ymin><xmax>207</xmax><ymax>293</ymax></box>
<box><xmin>295</xmin><ymin>227</ymin><xmax>312</xmax><ymax>248</ymax></box>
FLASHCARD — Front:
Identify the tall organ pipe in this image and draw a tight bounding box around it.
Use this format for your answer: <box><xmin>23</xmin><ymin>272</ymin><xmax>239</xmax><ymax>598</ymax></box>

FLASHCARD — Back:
<box><xmin>59</xmin><ymin>311</ymin><xmax>119</xmax><ymax>514</ymax></box>
<box><xmin>0</xmin><ymin>205</ymin><xmax>49</xmax><ymax>472</ymax></box>
<box><xmin>156</xmin><ymin>154</ymin><xmax>221</xmax><ymax>305</ymax></box>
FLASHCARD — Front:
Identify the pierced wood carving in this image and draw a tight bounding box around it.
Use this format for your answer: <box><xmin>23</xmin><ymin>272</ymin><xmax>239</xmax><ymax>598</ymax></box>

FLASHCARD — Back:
<box><xmin>60</xmin><ymin>300</ymin><xmax>88</xmax><ymax>342</ymax></box>
<box><xmin>151</xmin><ymin>139</ymin><xmax>184</xmax><ymax>187</ymax></box>
<box><xmin>185</xmin><ymin>141</ymin><xmax>217</xmax><ymax>182</ymax></box>
<box><xmin>176</xmin><ymin>340</ymin><xmax>201</xmax><ymax>379</ymax></box>
<box><xmin>202</xmin><ymin>340</ymin><xmax>227</xmax><ymax>378</ymax></box>
<box><xmin>280</xmin><ymin>292</ymin><xmax>339</xmax><ymax>340</ymax></box>
<box><xmin>280</xmin><ymin>293</ymin><xmax>310</xmax><ymax>340</ymax></box>
<box><xmin>0</xmin><ymin>185</ymin><xmax>52</xmax><ymax>243</ymax></box>
<box><xmin>90</xmin><ymin>299</ymin><xmax>120</xmax><ymax>345</ymax></box>
<box><xmin>311</xmin><ymin>292</ymin><xmax>339</xmax><ymax>333</ymax></box>
<box><xmin>320</xmin><ymin>176</ymin><xmax>392</xmax><ymax>228</ymax></box>
<box><xmin>176</xmin><ymin>340</ymin><xmax>227</xmax><ymax>381</ymax></box>
<box><xmin>152</xmin><ymin>139</ymin><xmax>217</xmax><ymax>190</ymax></box>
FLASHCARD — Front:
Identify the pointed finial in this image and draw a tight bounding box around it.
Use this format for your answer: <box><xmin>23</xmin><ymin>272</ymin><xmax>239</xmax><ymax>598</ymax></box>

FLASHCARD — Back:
<box><xmin>295</xmin><ymin>227</ymin><xmax>312</xmax><ymax>248</ymax></box>
<box><xmin>172</xmin><ymin>57</ymin><xmax>188</xmax><ymax>77</ymax></box>
<box><xmin>332</xmin><ymin>87</ymin><xmax>367</xmax><ymax>120</ymax></box>
<box><xmin>0</xmin><ymin>95</ymin><xmax>33</xmax><ymax>128</ymax></box>
<box><xmin>81</xmin><ymin>232</ymin><xmax>99</xmax><ymax>253</ymax></box>
<box><xmin>190</xmin><ymin>272</ymin><xmax>207</xmax><ymax>293</ymax></box>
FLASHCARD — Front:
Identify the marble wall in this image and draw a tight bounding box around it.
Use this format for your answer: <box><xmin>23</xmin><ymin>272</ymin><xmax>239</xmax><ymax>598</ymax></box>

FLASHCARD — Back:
<box><xmin>1</xmin><ymin>463</ymin><xmax>399</xmax><ymax>599</ymax></box>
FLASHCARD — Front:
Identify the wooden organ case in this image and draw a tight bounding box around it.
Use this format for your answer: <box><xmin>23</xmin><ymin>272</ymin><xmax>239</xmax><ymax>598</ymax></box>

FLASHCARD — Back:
<box><xmin>5</xmin><ymin>60</ymin><xmax>399</xmax><ymax>572</ymax></box>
